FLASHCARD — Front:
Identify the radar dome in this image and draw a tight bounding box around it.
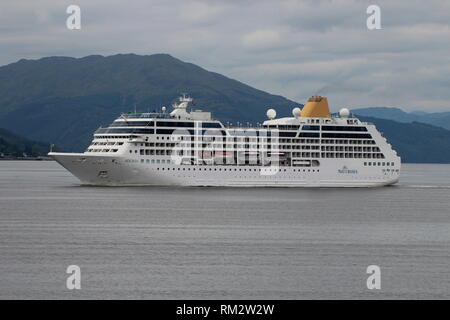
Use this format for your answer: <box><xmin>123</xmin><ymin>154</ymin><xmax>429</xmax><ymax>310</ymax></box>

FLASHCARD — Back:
<box><xmin>339</xmin><ymin>108</ymin><xmax>350</xmax><ymax>118</ymax></box>
<box><xmin>266</xmin><ymin>109</ymin><xmax>276</xmax><ymax>119</ymax></box>
<box><xmin>292</xmin><ymin>107</ymin><xmax>301</xmax><ymax>118</ymax></box>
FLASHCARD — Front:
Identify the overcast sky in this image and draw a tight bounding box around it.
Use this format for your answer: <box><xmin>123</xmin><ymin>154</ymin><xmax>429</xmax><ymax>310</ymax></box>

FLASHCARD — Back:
<box><xmin>1</xmin><ymin>0</ymin><xmax>449</xmax><ymax>112</ymax></box>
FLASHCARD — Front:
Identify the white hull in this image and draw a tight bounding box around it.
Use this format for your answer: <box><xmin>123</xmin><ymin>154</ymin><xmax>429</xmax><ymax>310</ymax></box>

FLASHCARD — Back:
<box><xmin>49</xmin><ymin>153</ymin><xmax>400</xmax><ymax>187</ymax></box>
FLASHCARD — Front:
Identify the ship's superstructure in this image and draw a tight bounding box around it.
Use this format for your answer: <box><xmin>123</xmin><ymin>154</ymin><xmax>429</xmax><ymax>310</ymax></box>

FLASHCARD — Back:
<box><xmin>49</xmin><ymin>95</ymin><xmax>401</xmax><ymax>187</ymax></box>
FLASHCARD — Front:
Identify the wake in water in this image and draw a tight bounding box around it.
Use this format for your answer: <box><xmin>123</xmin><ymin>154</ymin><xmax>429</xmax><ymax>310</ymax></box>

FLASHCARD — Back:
<box><xmin>402</xmin><ymin>184</ymin><xmax>450</xmax><ymax>189</ymax></box>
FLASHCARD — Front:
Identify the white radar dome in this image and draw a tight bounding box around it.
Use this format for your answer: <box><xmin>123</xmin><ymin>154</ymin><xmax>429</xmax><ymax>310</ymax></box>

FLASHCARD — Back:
<box><xmin>339</xmin><ymin>108</ymin><xmax>350</xmax><ymax>118</ymax></box>
<box><xmin>292</xmin><ymin>107</ymin><xmax>301</xmax><ymax>118</ymax></box>
<box><xmin>162</xmin><ymin>106</ymin><xmax>167</xmax><ymax>112</ymax></box>
<box><xmin>266</xmin><ymin>109</ymin><xmax>277</xmax><ymax>119</ymax></box>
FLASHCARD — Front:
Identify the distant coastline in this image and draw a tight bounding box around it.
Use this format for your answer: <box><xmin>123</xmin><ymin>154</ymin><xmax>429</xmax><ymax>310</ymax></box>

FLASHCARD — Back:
<box><xmin>0</xmin><ymin>156</ymin><xmax>53</xmax><ymax>161</ymax></box>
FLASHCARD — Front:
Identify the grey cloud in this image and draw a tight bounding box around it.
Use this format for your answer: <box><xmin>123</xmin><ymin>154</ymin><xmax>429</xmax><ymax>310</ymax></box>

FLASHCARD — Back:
<box><xmin>0</xmin><ymin>0</ymin><xmax>449</xmax><ymax>112</ymax></box>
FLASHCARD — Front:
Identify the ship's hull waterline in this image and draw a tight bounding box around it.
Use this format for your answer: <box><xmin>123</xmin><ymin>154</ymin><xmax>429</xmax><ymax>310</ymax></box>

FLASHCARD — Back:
<box><xmin>49</xmin><ymin>153</ymin><xmax>399</xmax><ymax>188</ymax></box>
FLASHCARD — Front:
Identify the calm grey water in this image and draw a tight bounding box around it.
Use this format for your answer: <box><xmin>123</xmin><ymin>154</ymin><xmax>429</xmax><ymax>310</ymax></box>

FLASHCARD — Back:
<box><xmin>0</xmin><ymin>161</ymin><xmax>449</xmax><ymax>299</ymax></box>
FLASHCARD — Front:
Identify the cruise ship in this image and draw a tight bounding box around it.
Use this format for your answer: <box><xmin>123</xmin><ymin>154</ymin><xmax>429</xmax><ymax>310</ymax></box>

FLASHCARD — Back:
<box><xmin>49</xmin><ymin>95</ymin><xmax>401</xmax><ymax>187</ymax></box>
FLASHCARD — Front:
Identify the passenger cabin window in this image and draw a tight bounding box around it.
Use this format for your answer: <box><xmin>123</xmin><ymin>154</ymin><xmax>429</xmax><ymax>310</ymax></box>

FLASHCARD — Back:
<box><xmin>301</xmin><ymin>125</ymin><xmax>320</xmax><ymax>130</ymax></box>
<box><xmin>156</xmin><ymin>121</ymin><xmax>194</xmax><ymax>127</ymax></box>
<box><xmin>201</xmin><ymin>122</ymin><xmax>222</xmax><ymax>128</ymax></box>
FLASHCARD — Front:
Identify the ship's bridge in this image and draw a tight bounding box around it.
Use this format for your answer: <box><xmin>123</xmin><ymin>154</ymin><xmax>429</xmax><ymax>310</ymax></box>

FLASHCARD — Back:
<box><xmin>117</xmin><ymin>94</ymin><xmax>212</xmax><ymax>121</ymax></box>
<box><xmin>170</xmin><ymin>94</ymin><xmax>212</xmax><ymax>121</ymax></box>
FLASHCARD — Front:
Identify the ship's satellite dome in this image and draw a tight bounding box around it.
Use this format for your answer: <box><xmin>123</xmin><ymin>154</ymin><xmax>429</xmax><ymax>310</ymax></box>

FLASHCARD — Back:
<box><xmin>339</xmin><ymin>108</ymin><xmax>350</xmax><ymax>118</ymax></box>
<box><xmin>266</xmin><ymin>109</ymin><xmax>276</xmax><ymax>119</ymax></box>
<box><xmin>292</xmin><ymin>107</ymin><xmax>301</xmax><ymax>118</ymax></box>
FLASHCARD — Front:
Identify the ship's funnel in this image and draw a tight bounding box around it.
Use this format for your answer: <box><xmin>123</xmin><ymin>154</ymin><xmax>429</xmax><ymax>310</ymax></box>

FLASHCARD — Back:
<box><xmin>300</xmin><ymin>96</ymin><xmax>331</xmax><ymax>118</ymax></box>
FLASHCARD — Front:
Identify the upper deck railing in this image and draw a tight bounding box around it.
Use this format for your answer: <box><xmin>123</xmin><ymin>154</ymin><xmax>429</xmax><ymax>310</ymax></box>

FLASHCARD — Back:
<box><xmin>120</xmin><ymin>112</ymin><xmax>172</xmax><ymax>119</ymax></box>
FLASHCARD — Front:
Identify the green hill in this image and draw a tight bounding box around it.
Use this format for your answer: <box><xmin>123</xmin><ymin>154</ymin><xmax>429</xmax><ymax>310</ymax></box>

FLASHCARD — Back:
<box><xmin>0</xmin><ymin>128</ymin><xmax>51</xmax><ymax>157</ymax></box>
<box><xmin>0</xmin><ymin>54</ymin><xmax>299</xmax><ymax>151</ymax></box>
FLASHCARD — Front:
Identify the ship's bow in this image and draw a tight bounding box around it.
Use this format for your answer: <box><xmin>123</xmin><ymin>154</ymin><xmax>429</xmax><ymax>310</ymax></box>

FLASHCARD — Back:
<box><xmin>48</xmin><ymin>152</ymin><xmax>117</xmax><ymax>185</ymax></box>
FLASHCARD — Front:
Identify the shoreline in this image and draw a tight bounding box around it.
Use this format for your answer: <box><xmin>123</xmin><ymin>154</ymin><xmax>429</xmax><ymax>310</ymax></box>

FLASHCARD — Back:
<box><xmin>0</xmin><ymin>157</ymin><xmax>54</xmax><ymax>161</ymax></box>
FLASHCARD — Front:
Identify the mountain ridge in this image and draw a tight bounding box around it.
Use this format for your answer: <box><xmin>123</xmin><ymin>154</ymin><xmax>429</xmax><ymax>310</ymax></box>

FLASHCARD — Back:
<box><xmin>0</xmin><ymin>53</ymin><xmax>449</xmax><ymax>163</ymax></box>
<box><xmin>0</xmin><ymin>53</ymin><xmax>299</xmax><ymax>151</ymax></box>
<box><xmin>353</xmin><ymin>106</ymin><xmax>450</xmax><ymax>130</ymax></box>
